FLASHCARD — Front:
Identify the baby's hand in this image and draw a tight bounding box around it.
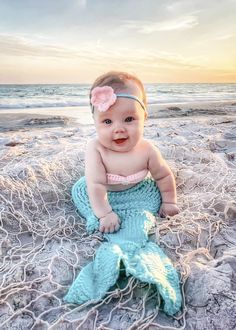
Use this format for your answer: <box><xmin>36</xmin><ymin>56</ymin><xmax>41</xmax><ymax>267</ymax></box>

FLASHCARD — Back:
<box><xmin>159</xmin><ymin>203</ymin><xmax>180</xmax><ymax>218</ymax></box>
<box><xmin>99</xmin><ymin>211</ymin><xmax>121</xmax><ymax>233</ymax></box>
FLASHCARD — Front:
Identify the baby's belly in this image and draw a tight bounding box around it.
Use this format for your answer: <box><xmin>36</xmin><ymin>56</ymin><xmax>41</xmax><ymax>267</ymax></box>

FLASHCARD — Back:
<box><xmin>106</xmin><ymin>183</ymin><xmax>137</xmax><ymax>191</ymax></box>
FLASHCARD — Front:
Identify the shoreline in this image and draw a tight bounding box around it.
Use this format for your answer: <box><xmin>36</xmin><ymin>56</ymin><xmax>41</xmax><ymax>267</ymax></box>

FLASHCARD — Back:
<box><xmin>0</xmin><ymin>99</ymin><xmax>236</xmax><ymax>132</ymax></box>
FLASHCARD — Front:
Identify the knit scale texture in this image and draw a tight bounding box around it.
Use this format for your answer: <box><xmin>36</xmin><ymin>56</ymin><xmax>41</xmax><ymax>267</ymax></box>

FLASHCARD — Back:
<box><xmin>64</xmin><ymin>176</ymin><xmax>182</xmax><ymax>315</ymax></box>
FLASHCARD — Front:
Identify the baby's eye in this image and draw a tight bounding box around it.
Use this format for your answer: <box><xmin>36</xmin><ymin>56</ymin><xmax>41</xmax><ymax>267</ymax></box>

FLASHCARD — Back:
<box><xmin>125</xmin><ymin>116</ymin><xmax>135</xmax><ymax>122</ymax></box>
<box><xmin>103</xmin><ymin>119</ymin><xmax>112</xmax><ymax>125</ymax></box>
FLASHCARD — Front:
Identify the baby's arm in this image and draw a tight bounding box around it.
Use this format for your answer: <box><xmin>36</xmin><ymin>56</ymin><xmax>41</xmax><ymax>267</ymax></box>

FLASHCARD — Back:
<box><xmin>85</xmin><ymin>140</ymin><xmax>120</xmax><ymax>233</ymax></box>
<box><xmin>147</xmin><ymin>142</ymin><xmax>180</xmax><ymax>217</ymax></box>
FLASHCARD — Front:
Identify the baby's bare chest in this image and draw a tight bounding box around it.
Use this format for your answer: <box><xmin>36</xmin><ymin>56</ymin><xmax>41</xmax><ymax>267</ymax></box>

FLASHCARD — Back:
<box><xmin>100</xmin><ymin>149</ymin><xmax>148</xmax><ymax>176</ymax></box>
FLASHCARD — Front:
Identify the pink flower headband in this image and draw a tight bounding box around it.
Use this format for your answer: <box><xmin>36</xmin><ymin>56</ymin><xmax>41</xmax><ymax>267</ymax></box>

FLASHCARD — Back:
<box><xmin>90</xmin><ymin>86</ymin><xmax>146</xmax><ymax>113</ymax></box>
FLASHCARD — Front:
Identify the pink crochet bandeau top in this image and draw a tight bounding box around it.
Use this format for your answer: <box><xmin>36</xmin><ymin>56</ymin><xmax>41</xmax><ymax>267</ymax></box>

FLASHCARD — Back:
<box><xmin>107</xmin><ymin>169</ymin><xmax>149</xmax><ymax>185</ymax></box>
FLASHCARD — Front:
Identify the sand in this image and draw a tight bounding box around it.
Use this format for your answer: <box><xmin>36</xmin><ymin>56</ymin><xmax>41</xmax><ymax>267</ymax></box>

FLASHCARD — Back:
<box><xmin>0</xmin><ymin>101</ymin><xmax>236</xmax><ymax>329</ymax></box>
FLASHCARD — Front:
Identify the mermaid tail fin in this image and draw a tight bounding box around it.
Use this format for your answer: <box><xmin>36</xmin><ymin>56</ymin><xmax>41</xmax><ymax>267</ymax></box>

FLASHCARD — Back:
<box><xmin>122</xmin><ymin>242</ymin><xmax>182</xmax><ymax>315</ymax></box>
<box><xmin>64</xmin><ymin>240</ymin><xmax>181</xmax><ymax>315</ymax></box>
<box><xmin>64</xmin><ymin>243</ymin><xmax>121</xmax><ymax>304</ymax></box>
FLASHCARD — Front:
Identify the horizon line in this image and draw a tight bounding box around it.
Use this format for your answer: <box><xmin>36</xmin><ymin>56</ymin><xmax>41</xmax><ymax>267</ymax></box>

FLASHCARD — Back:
<box><xmin>0</xmin><ymin>81</ymin><xmax>236</xmax><ymax>85</ymax></box>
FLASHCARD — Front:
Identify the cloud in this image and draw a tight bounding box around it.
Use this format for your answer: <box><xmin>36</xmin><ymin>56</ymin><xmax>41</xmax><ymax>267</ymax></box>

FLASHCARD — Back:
<box><xmin>0</xmin><ymin>34</ymin><xmax>81</xmax><ymax>59</ymax></box>
<box><xmin>77</xmin><ymin>0</ymin><xmax>87</xmax><ymax>7</ymax></box>
<box><xmin>0</xmin><ymin>33</ymin><xmax>203</xmax><ymax>72</ymax></box>
<box><xmin>121</xmin><ymin>15</ymin><xmax>199</xmax><ymax>33</ymax></box>
<box><xmin>213</xmin><ymin>34</ymin><xmax>233</xmax><ymax>40</ymax></box>
<box><xmin>125</xmin><ymin>51</ymin><xmax>202</xmax><ymax>70</ymax></box>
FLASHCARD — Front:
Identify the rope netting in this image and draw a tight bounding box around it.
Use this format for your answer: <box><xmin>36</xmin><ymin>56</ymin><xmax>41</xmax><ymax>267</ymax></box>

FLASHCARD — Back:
<box><xmin>0</xmin><ymin>116</ymin><xmax>235</xmax><ymax>329</ymax></box>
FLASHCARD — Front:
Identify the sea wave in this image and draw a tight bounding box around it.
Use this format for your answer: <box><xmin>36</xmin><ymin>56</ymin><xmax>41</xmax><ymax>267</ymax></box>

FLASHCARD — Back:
<box><xmin>1</xmin><ymin>83</ymin><xmax>236</xmax><ymax>110</ymax></box>
<box><xmin>0</xmin><ymin>100</ymin><xmax>89</xmax><ymax>109</ymax></box>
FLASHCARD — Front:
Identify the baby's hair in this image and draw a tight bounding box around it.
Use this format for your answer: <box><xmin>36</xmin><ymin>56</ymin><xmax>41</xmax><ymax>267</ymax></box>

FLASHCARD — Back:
<box><xmin>89</xmin><ymin>71</ymin><xmax>147</xmax><ymax>108</ymax></box>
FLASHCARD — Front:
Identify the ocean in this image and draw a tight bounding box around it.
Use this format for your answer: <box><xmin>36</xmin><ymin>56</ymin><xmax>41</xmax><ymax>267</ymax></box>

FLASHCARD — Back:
<box><xmin>0</xmin><ymin>83</ymin><xmax>236</xmax><ymax>110</ymax></box>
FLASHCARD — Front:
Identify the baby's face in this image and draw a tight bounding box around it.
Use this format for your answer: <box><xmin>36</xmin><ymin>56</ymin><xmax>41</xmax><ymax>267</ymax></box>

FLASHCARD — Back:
<box><xmin>93</xmin><ymin>81</ymin><xmax>146</xmax><ymax>152</ymax></box>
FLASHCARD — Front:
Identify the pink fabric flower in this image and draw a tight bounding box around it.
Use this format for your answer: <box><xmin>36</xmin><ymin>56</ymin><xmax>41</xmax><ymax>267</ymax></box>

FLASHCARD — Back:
<box><xmin>91</xmin><ymin>86</ymin><xmax>117</xmax><ymax>112</ymax></box>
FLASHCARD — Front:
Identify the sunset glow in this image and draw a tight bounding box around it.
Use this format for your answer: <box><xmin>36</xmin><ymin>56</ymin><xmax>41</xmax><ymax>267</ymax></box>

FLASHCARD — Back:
<box><xmin>0</xmin><ymin>0</ymin><xmax>235</xmax><ymax>84</ymax></box>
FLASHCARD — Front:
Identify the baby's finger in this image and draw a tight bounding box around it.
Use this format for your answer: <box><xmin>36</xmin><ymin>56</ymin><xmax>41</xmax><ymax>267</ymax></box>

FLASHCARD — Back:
<box><xmin>109</xmin><ymin>226</ymin><xmax>115</xmax><ymax>233</ymax></box>
<box><xmin>99</xmin><ymin>225</ymin><xmax>105</xmax><ymax>233</ymax></box>
<box><xmin>114</xmin><ymin>223</ymin><xmax>120</xmax><ymax>232</ymax></box>
<box><xmin>104</xmin><ymin>227</ymin><xmax>110</xmax><ymax>234</ymax></box>
<box><xmin>159</xmin><ymin>210</ymin><xmax>166</xmax><ymax>218</ymax></box>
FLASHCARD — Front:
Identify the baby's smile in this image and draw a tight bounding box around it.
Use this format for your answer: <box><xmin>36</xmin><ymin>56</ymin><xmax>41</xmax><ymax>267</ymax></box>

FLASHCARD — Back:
<box><xmin>113</xmin><ymin>138</ymin><xmax>128</xmax><ymax>145</ymax></box>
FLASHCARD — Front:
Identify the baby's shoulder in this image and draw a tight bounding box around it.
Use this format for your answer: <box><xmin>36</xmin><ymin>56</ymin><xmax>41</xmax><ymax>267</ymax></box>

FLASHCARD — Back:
<box><xmin>142</xmin><ymin>139</ymin><xmax>158</xmax><ymax>152</ymax></box>
<box><xmin>86</xmin><ymin>139</ymin><xmax>106</xmax><ymax>158</ymax></box>
<box><xmin>86</xmin><ymin>138</ymin><xmax>100</xmax><ymax>150</ymax></box>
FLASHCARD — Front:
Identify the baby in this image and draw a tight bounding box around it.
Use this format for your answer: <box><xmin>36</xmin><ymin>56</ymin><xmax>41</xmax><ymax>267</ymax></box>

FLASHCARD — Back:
<box><xmin>64</xmin><ymin>71</ymin><xmax>182</xmax><ymax>315</ymax></box>
<box><xmin>86</xmin><ymin>71</ymin><xmax>180</xmax><ymax>233</ymax></box>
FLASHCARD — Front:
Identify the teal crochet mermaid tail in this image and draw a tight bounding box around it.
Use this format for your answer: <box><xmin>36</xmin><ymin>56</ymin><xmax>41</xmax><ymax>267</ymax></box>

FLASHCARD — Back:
<box><xmin>64</xmin><ymin>177</ymin><xmax>182</xmax><ymax>316</ymax></box>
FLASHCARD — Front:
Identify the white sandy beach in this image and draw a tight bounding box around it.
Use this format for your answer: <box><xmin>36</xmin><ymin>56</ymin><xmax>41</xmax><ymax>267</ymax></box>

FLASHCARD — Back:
<box><xmin>0</xmin><ymin>101</ymin><xmax>236</xmax><ymax>329</ymax></box>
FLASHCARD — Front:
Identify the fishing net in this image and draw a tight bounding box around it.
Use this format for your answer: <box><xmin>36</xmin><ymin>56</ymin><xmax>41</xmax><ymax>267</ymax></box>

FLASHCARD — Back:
<box><xmin>0</xmin><ymin>116</ymin><xmax>236</xmax><ymax>329</ymax></box>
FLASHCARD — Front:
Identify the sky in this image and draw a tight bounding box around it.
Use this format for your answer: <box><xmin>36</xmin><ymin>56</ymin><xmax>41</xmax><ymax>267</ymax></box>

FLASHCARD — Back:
<box><xmin>0</xmin><ymin>0</ymin><xmax>235</xmax><ymax>84</ymax></box>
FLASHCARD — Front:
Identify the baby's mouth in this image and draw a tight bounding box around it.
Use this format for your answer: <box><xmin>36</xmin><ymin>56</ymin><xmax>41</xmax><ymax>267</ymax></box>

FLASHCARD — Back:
<box><xmin>113</xmin><ymin>138</ymin><xmax>128</xmax><ymax>145</ymax></box>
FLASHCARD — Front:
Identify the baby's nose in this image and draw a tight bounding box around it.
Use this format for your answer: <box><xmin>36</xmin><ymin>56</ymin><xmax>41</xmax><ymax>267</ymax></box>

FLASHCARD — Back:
<box><xmin>114</xmin><ymin>123</ymin><xmax>125</xmax><ymax>133</ymax></box>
